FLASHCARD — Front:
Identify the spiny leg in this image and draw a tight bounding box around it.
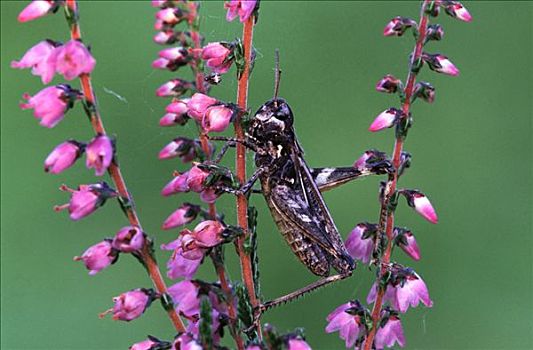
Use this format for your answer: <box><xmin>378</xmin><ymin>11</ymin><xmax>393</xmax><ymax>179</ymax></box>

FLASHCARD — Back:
<box><xmin>214</xmin><ymin>166</ymin><xmax>267</xmax><ymax>196</ymax></box>
<box><xmin>213</xmin><ymin>140</ymin><xmax>236</xmax><ymax>164</ymax></box>
<box><xmin>207</xmin><ymin>135</ymin><xmax>264</xmax><ymax>155</ymax></box>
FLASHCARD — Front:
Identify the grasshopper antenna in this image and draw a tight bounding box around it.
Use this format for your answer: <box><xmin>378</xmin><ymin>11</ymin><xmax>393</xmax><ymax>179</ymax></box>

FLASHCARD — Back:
<box><xmin>273</xmin><ymin>49</ymin><xmax>282</xmax><ymax>105</ymax></box>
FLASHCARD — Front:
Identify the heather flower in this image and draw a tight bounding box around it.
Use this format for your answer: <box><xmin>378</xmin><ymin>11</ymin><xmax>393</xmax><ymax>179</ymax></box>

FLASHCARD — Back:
<box><xmin>158</xmin><ymin>137</ymin><xmax>197</xmax><ymax>162</ymax></box>
<box><xmin>394</xmin><ymin>229</ymin><xmax>421</xmax><ymax>261</ymax></box>
<box><xmin>20</xmin><ymin>85</ymin><xmax>78</xmax><ymax>128</ymax></box>
<box><xmin>86</xmin><ymin>135</ymin><xmax>114</xmax><ymax>176</ymax></box>
<box><xmin>353</xmin><ymin>149</ymin><xmax>389</xmax><ymax>172</ymax></box>
<box><xmin>161</xmin><ymin>172</ymin><xmax>190</xmax><ymax>196</ymax></box>
<box><xmin>225</xmin><ymin>0</ymin><xmax>257</xmax><ymax>23</ymax></box>
<box><xmin>156</xmin><ymin>8</ymin><xmax>183</xmax><ymax>25</ymax></box>
<box><xmin>129</xmin><ymin>339</ymin><xmax>157</xmax><ymax>350</ymax></box>
<box><xmin>74</xmin><ymin>239</ymin><xmax>118</xmax><ymax>275</ymax></box>
<box><xmin>151</xmin><ymin>0</ymin><xmax>166</xmax><ymax>7</ymax></box>
<box><xmin>345</xmin><ymin>223</ymin><xmax>375</xmax><ymax>264</ymax></box>
<box><xmin>162</xmin><ymin>203</ymin><xmax>200</xmax><ymax>230</ymax></box>
<box><xmin>167</xmin><ymin>280</ymin><xmax>200</xmax><ymax>317</ymax></box>
<box><xmin>375</xmin><ymin>313</ymin><xmax>406</xmax><ymax>349</ymax></box>
<box><xmin>55</xmin><ymin>183</ymin><xmax>117</xmax><ymax>220</ymax></box>
<box><xmin>383</xmin><ymin>16</ymin><xmax>417</xmax><ymax>36</ymax></box>
<box><xmin>153</xmin><ymin>47</ymin><xmax>189</xmax><ymax>71</ymax></box>
<box><xmin>426</xmin><ymin>24</ymin><xmax>445</xmax><ymax>42</ymax></box>
<box><xmin>44</xmin><ymin>140</ymin><xmax>82</xmax><ymax>174</ymax></box>
<box><xmin>187</xmin><ymin>93</ymin><xmax>217</xmax><ymax>121</ymax></box>
<box><xmin>325</xmin><ymin>301</ymin><xmax>365</xmax><ymax>348</ymax></box>
<box><xmin>52</xmin><ymin>40</ymin><xmax>96</xmax><ymax>80</ymax></box>
<box><xmin>287</xmin><ymin>339</ymin><xmax>312</xmax><ymax>350</ymax></box>
<box><xmin>112</xmin><ymin>226</ymin><xmax>145</xmax><ymax>253</ymax></box>
<box><xmin>443</xmin><ymin>1</ymin><xmax>472</xmax><ymax>22</ymax></box>
<box><xmin>422</xmin><ymin>53</ymin><xmax>459</xmax><ymax>76</ymax></box>
<box><xmin>353</xmin><ymin>151</ymin><xmax>372</xmax><ymax>171</ymax></box>
<box><xmin>161</xmin><ymin>236</ymin><xmax>204</xmax><ymax>279</ymax></box>
<box><xmin>186</xmin><ymin>309</ymin><xmax>223</xmax><ymax>344</ymax></box>
<box><xmin>413</xmin><ymin>81</ymin><xmax>435</xmax><ymax>103</ymax></box>
<box><xmin>201</xmin><ymin>42</ymin><xmax>232</xmax><ymax>74</ymax></box>
<box><xmin>153</xmin><ymin>31</ymin><xmax>174</xmax><ymax>45</ymax></box>
<box><xmin>367</xmin><ymin>270</ymin><xmax>433</xmax><ymax>313</ymax></box>
<box><xmin>159</xmin><ymin>112</ymin><xmax>189</xmax><ymax>127</ymax></box>
<box><xmin>173</xmin><ymin>333</ymin><xmax>202</xmax><ymax>350</ymax></box>
<box><xmin>166</xmin><ymin>99</ymin><xmax>189</xmax><ymax>115</ymax></box>
<box><xmin>109</xmin><ymin>288</ymin><xmax>153</xmax><ymax>322</ymax></box>
<box><xmin>369</xmin><ymin>108</ymin><xmax>402</xmax><ymax>132</ymax></box>
<box><xmin>18</xmin><ymin>0</ymin><xmax>55</xmax><ymax>23</ymax></box>
<box><xmin>202</xmin><ymin>105</ymin><xmax>234</xmax><ymax>132</ymax></box>
<box><xmin>200</xmin><ymin>188</ymin><xmax>219</xmax><ymax>204</ymax></box>
<box><xmin>156</xmin><ymin>79</ymin><xmax>191</xmax><ymax>97</ymax></box>
<box><xmin>402</xmin><ymin>190</ymin><xmax>438</xmax><ymax>223</ymax></box>
<box><xmin>375</xmin><ymin>74</ymin><xmax>401</xmax><ymax>94</ymax></box>
<box><xmin>11</xmin><ymin>40</ymin><xmax>59</xmax><ymax>84</ymax></box>
<box><xmin>190</xmin><ymin>220</ymin><xmax>226</xmax><ymax>248</ymax></box>
<box><xmin>186</xmin><ymin>165</ymin><xmax>210</xmax><ymax>192</ymax></box>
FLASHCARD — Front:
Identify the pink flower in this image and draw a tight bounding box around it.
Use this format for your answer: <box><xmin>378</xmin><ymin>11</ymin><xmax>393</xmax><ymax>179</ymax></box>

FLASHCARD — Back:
<box><xmin>186</xmin><ymin>309</ymin><xmax>223</xmax><ymax>345</ymax></box>
<box><xmin>202</xmin><ymin>105</ymin><xmax>233</xmax><ymax>132</ymax></box>
<box><xmin>167</xmin><ymin>280</ymin><xmax>200</xmax><ymax>317</ymax></box>
<box><xmin>110</xmin><ymin>288</ymin><xmax>153</xmax><ymax>321</ymax></box>
<box><xmin>11</xmin><ymin>40</ymin><xmax>58</xmax><ymax>83</ymax></box>
<box><xmin>159</xmin><ymin>46</ymin><xmax>187</xmax><ymax>60</ymax></box>
<box><xmin>200</xmin><ymin>188</ymin><xmax>219</xmax><ymax>204</ymax></box>
<box><xmin>151</xmin><ymin>57</ymin><xmax>171</xmax><ymax>70</ymax></box>
<box><xmin>52</xmin><ymin>40</ymin><xmax>96</xmax><ymax>80</ymax></box>
<box><xmin>158</xmin><ymin>137</ymin><xmax>197</xmax><ymax>162</ymax></box>
<box><xmin>383</xmin><ymin>16</ymin><xmax>417</xmax><ymax>36</ymax></box>
<box><xmin>225</xmin><ymin>0</ymin><xmax>257</xmax><ymax>23</ymax></box>
<box><xmin>156</xmin><ymin>8</ymin><xmax>183</xmax><ymax>25</ymax></box>
<box><xmin>395</xmin><ymin>229</ymin><xmax>421</xmax><ymax>261</ymax></box>
<box><xmin>151</xmin><ymin>0</ymin><xmax>166</xmax><ymax>7</ymax></box>
<box><xmin>367</xmin><ymin>271</ymin><xmax>433</xmax><ymax>313</ymax></box>
<box><xmin>159</xmin><ymin>112</ymin><xmax>189</xmax><ymax>127</ymax></box>
<box><xmin>287</xmin><ymin>339</ymin><xmax>312</xmax><ymax>350</ymax></box>
<box><xmin>162</xmin><ymin>203</ymin><xmax>200</xmax><ymax>230</ymax></box>
<box><xmin>375</xmin><ymin>314</ymin><xmax>406</xmax><ymax>349</ymax></box>
<box><xmin>129</xmin><ymin>339</ymin><xmax>156</xmax><ymax>350</ymax></box>
<box><xmin>325</xmin><ymin>301</ymin><xmax>365</xmax><ymax>348</ymax></box>
<box><xmin>161</xmin><ymin>236</ymin><xmax>204</xmax><ymax>279</ymax></box>
<box><xmin>166</xmin><ymin>99</ymin><xmax>189</xmax><ymax>115</ymax></box>
<box><xmin>153</xmin><ymin>31</ymin><xmax>174</xmax><ymax>45</ymax></box>
<box><xmin>201</xmin><ymin>42</ymin><xmax>232</xmax><ymax>74</ymax></box>
<box><xmin>369</xmin><ymin>108</ymin><xmax>401</xmax><ymax>132</ymax></box>
<box><xmin>112</xmin><ymin>226</ymin><xmax>145</xmax><ymax>253</ymax></box>
<box><xmin>353</xmin><ymin>150</ymin><xmax>372</xmax><ymax>171</ymax></box>
<box><xmin>402</xmin><ymin>190</ymin><xmax>438</xmax><ymax>224</ymax></box>
<box><xmin>161</xmin><ymin>172</ymin><xmax>190</xmax><ymax>196</ymax></box>
<box><xmin>74</xmin><ymin>240</ymin><xmax>117</xmax><ymax>275</ymax></box>
<box><xmin>375</xmin><ymin>74</ymin><xmax>401</xmax><ymax>94</ymax></box>
<box><xmin>86</xmin><ymin>135</ymin><xmax>114</xmax><ymax>176</ymax></box>
<box><xmin>186</xmin><ymin>165</ymin><xmax>210</xmax><ymax>192</ymax></box>
<box><xmin>44</xmin><ymin>140</ymin><xmax>82</xmax><ymax>174</ymax></box>
<box><xmin>20</xmin><ymin>85</ymin><xmax>76</xmax><ymax>128</ymax></box>
<box><xmin>345</xmin><ymin>223</ymin><xmax>375</xmax><ymax>264</ymax></box>
<box><xmin>55</xmin><ymin>183</ymin><xmax>117</xmax><ymax>220</ymax></box>
<box><xmin>443</xmin><ymin>1</ymin><xmax>472</xmax><ymax>22</ymax></box>
<box><xmin>173</xmin><ymin>334</ymin><xmax>202</xmax><ymax>350</ymax></box>
<box><xmin>422</xmin><ymin>53</ymin><xmax>459</xmax><ymax>76</ymax></box>
<box><xmin>18</xmin><ymin>0</ymin><xmax>54</xmax><ymax>23</ymax></box>
<box><xmin>187</xmin><ymin>93</ymin><xmax>217</xmax><ymax>121</ymax></box>
<box><xmin>190</xmin><ymin>220</ymin><xmax>226</xmax><ymax>248</ymax></box>
<box><xmin>156</xmin><ymin>79</ymin><xmax>190</xmax><ymax>97</ymax></box>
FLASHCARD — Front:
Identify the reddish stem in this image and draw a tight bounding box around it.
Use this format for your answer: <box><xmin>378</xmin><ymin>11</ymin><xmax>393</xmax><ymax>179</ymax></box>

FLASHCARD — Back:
<box><xmin>234</xmin><ymin>15</ymin><xmax>261</xmax><ymax>336</ymax></box>
<box><xmin>66</xmin><ymin>0</ymin><xmax>186</xmax><ymax>333</ymax></box>
<box><xmin>363</xmin><ymin>2</ymin><xmax>430</xmax><ymax>349</ymax></box>
<box><xmin>189</xmin><ymin>20</ymin><xmax>244</xmax><ymax>350</ymax></box>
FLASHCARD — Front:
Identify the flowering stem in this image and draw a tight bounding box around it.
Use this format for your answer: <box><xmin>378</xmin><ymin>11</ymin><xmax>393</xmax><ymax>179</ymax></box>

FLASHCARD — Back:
<box><xmin>189</xmin><ymin>21</ymin><xmax>244</xmax><ymax>350</ymax></box>
<box><xmin>65</xmin><ymin>0</ymin><xmax>186</xmax><ymax>333</ymax></box>
<box><xmin>234</xmin><ymin>15</ymin><xmax>261</xmax><ymax>337</ymax></box>
<box><xmin>363</xmin><ymin>1</ymin><xmax>431</xmax><ymax>349</ymax></box>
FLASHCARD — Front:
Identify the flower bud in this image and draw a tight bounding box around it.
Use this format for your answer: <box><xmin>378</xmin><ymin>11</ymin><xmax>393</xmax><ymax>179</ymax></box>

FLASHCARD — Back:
<box><xmin>191</xmin><ymin>220</ymin><xmax>226</xmax><ymax>248</ymax></box>
<box><xmin>345</xmin><ymin>223</ymin><xmax>375</xmax><ymax>264</ymax></box>
<box><xmin>156</xmin><ymin>8</ymin><xmax>184</xmax><ymax>25</ymax></box>
<box><xmin>413</xmin><ymin>81</ymin><xmax>435</xmax><ymax>103</ymax></box>
<box><xmin>11</xmin><ymin>40</ymin><xmax>59</xmax><ymax>84</ymax></box>
<box><xmin>394</xmin><ymin>228</ymin><xmax>421</xmax><ymax>261</ymax></box>
<box><xmin>201</xmin><ymin>42</ymin><xmax>233</xmax><ymax>74</ymax></box>
<box><xmin>442</xmin><ymin>1</ymin><xmax>472</xmax><ymax>22</ymax></box>
<box><xmin>110</xmin><ymin>288</ymin><xmax>154</xmax><ymax>322</ymax></box>
<box><xmin>20</xmin><ymin>85</ymin><xmax>79</xmax><ymax>128</ymax></box>
<box><xmin>74</xmin><ymin>239</ymin><xmax>118</xmax><ymax>275</ymax></box>
<box><xmin>159</xmin><ymin>112</ymin><xmax>189</xmax><ymax>127</ymax></box>
<box><xmin>402</xmin><ymin>190</ymin><xmax>438</xmax><ymax>223</ymax></box>
<box><xmin>422</xmin><ymin>53</ymin><xmax>459</xmax><ymax>76</ymax></box>
<box><xmin>153</xmin><ymin>31</ymin><xmax>174</xmax><ymax>45</ymax></box>
<box><xmin>225</xmin><ymin>0</ymin><xmax>257</xmax><ymax>23</ymax></box>
<box><xmin>383</xmin><ymin>16</ymin><xmax>417</xmax><ymax>36</ymax></box>
<box><xmin>154</xmin><ymin>47</ymin><xmax>190</xmax><ymax>71</ymax></box>
<box><xmin>187</xmin><ymin>93</ymin><xmax>217</xmax><ymax>121</ymax></box>
<box><xmin>186</xmin><ymin>165</ymin><xmax>210</xmax><ymax>192</ymax></box>
<box><xmin>426</xmin><ymin>24</ymin><xmax>445</xmax><ymax>41</ymax></box>
<box><xmin>161</xmin><ymin>172</ymin><xmax>190</xmax><ymax>196</ymax></box>
<box><xmin>162</xmin><ymin>203</ymin><xmax>200</xmax><ymax>230</ymax></box>
<box><xmin>156</xmin><ymin>79</ymin><xmax>191</xmax><ymax>97</ymax></box>
<box><xmin>287</xmin><ymin>339</ymin><xmax>312</xmax><ymax>350</ymax></box>
<box><xmin>53</xmin><ymin>40</ymin><xmax>96</xmax><ymax>80</ymax></box>
<box><xmin>55</xmin><ymin>182</ymin><xmax>117</xmax><ymax>220</ymax></box>
<box><xmin>369</xmin><ymin>108</ymin><xmax>402</xmax><ymax>132</ymax></box>
<box><xmin>112</xmin><ymin>226</ymin><xmax>145</xmax><ymax>253</ymax></box>
<box><xmin>130</xmin><ymin>336</ymin><xmax>170</xmax><ymax>350</ymax></box>
<box><xmin>202</xmin><ymin>105</ymin><xmax>234</xmax><ymax>132</ymax></box>
<box><xmin>86</xmin><ymin>135</ymin><xmax>114</xmax><ymax>176</ymax></box>
<box><xmin>44</xmin><ymin>140</ymin><xmax>83</xmax><ymax>174</ymax></box>
<box><xmin>375</xmin><ymin>74</ymin><xmax>401</xmax><ymax>93</ymax></box>
<box><xmin>18</xmin><ymin>0</ymin><xmax>56</xmax><ymax>23</ymax></box>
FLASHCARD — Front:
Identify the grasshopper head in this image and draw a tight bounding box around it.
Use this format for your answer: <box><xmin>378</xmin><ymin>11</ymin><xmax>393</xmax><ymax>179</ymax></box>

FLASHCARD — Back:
<box><xmin>249</xmin><ymin>98</ymin><xmax>294</xmax><ymax>143</ymax></box>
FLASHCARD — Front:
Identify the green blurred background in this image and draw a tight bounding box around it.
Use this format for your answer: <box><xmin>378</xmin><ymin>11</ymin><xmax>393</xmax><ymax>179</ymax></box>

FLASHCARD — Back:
<box><xmin>1</xmin><ymin>1</ymin><xmax>531</xmax><ymax>349</ymax></box>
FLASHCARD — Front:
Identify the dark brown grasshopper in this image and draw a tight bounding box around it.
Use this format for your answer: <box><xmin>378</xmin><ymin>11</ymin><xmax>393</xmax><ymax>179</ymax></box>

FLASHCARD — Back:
<box><xmin>209</xmin><ymin>56</ymin><xmax>392</xmax><ymax>311</ymax></box>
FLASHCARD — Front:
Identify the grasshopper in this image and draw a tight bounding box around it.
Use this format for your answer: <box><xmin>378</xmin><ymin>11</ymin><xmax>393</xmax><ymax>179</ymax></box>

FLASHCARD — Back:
<box><xmin>209</xmin><ymin>53</ymin><xmax>392</xmax><ymax>311</ymax></box>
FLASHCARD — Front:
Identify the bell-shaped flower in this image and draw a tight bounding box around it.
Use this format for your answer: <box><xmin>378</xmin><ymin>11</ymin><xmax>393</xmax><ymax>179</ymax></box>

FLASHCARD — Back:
<box><xmin>44</xmin><ymin>140</ymin><xmax>83</xmax><ymax>174</ymax></box>
<box><xmin>112</xmin><ymin>226</ymin><xmax>145</xmax><ymax>253</ymax></box>
<box><xmin>55</xmin><ymin>182</ymin><xmax>117</xmax><ymax>220</ymax></box>
<box><xmin>162</xmin><ymin>203</ymin><xmax>200</xmax><ymax>230</ymax></box>
<box><xmin>52</xmin><ymin>40</ymin><xmax>96</xmax><ymax>80</ymax></box>
<box><xmin>11</xmin><ymin>40</ymin><xmax>59</xmax><ymax>83</ymax></box>
<box><xmin>325</xmin><ymin>301</ymin><xmax>365</xmax><ymax>348</ymax></box>
<box><xmin>86</xmin><ymin>135</ymin><xmax>114</xmax><ymax>176</ymax></box>
<box><xmin>422</xmin><ymin>53</ymin><xmax>459</xmax><ymax>76</ymax></box>
<box><xmin>201</xmin><ymin>42</ymin><xmax>232</xmax><ymax>74</ymax></box>
<box><xmin>225</xmin><ymin>0</ymin><xmax>257</xmax><ymax>23</ymax></box>
<box><xmin>375</xmin><ymin>74</ymin><xmax>401</xmax><ymax>94</ymax></box>
<box><xmin>20</xmin><ymin>85</ymin><xmax>79</xmax><ymax>128</ymax></box>
<box><xmin>374</xmin><ymin>312</ymin><xmax>406</xmax><ymax>349</ymax></box>
<box><xmin>202</xmin><ymin>105</ymin><xmax>234</xmax><ymax>133</ymax></box>
<box><xmin>187</xmin><ymin>93</ymin><xmax>217</xmax><ymax>121</ymax></box>
<box><xmin>74</xmin><ymin>239</ymin><xmax>118</xmax><ymax>275</ymax></box>
<box><xmin>345</xmin><ymin>223</ymin><xmax>375</xmax><ymax>264</ymax></box>
<box><xmin>107</xmin><ymin>288</ymin><xmax>153</xmax><ymax>322</ymax></box>
<box><xmin>161</xmin><ymin>172</ymin><xmax>190</xmax><ymax>196</ymax></box>
<box><xmin>18</xmin><ymin>0</ymin><xmax>55</xmax><ymax>22</ymax></box>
